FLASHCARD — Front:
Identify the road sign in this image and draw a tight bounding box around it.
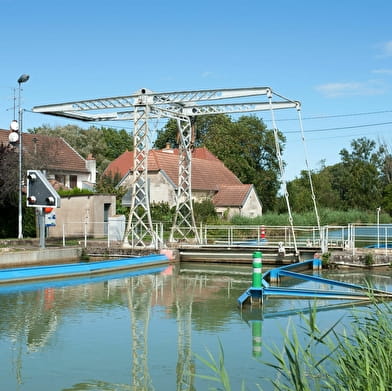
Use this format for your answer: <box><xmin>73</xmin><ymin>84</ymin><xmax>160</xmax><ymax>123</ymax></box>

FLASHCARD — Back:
<box><xmin>26</xmin><ymin>170</ymin><xmax>61</xmax><ymax>208</ymax></box>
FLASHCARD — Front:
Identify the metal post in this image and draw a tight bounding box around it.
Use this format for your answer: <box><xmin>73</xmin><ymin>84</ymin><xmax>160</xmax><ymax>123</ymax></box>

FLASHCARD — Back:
<box><xmin>252</xmin><ymin>251</ymin><xmax>262</xmax><ymax>288</ymax></box>
<box><xmin>39</xmin><ymin>208</ymin><xmax>45</xmax><ymax>248</ymax></box>
<box><xmin>17</xmin><ymin>74</ymin><xmax>29</xmax><ymax>239</ymax></box>
<box><xmin>377</xmin><ymin>207</ymin><xmax>381</xmax><ymax>248</ymax></box>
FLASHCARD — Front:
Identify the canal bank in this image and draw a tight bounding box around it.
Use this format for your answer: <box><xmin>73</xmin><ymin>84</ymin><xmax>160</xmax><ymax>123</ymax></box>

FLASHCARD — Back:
<box><xmin>1</xmin><ymin>239</ymin><xmax>392</xmax><ymax>269</ymax></box>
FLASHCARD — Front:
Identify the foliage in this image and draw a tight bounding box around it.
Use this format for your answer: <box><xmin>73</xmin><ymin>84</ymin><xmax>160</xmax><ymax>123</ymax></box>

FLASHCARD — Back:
<box><xmin>58</xmin><ymin>188</ymin><xmax>94</xmax><ymax>197</ymax></box>
<box><xmin>330</xmin><ymin>302</ymin><xmax>392</xmax><ymax>390</ymax></box>
<box><xmin>193</xmin><ymin>199</ymin><xmax>218</xmax><ymax>223</ymax></box>
<box><xmin>0</xmin><ymin>143</ymin><xmax>18</xmax><ymax>207</ymax></box>
<box><xmin>330</xmin><ymin>159</ymin><xmax>381</xmax><ymax>211</ymax></box>
<box><xmin>194</xmin><ymin>340</ymin><xmax>245</xmax><ymax>391</ymax></box>
<box><xmin>364</xmin><ymin>252</ymin><xmax>374</xmax><ymax>266</ymax></box>
<box><xmin>195</xmin><ymin>301</ymin><xmax>392</xmax><ymax>391</ymax></box>
<box><xmin>23</xmin><ymin>202</ymin><xmax>37</xmax><ymax>238</ymax></box>
<box><xmin>154</xmin><ymin>115</ymin><xmax>285</xmax><ymax>211</ymax></box>
<box><xmin>321</xmin><ymin>252</ymin><xmax>331</xmax><ymax>267</ymax></box>
<box><xmin>0</xmin><ymin>145</ymin><xmax>36</xmax><ymax>238</ymax></box>
<box><xmin>150</xmin><ymin>202</ymin><xmax>174</xmax><ymax>223</ymax></box>
<box><xmin>264</xmin><ymin>303</ymin><xmax>339</xmax><ymax>391</ymax></box>
<box><xmin>286</xmin><ymin>165</ymin><xmax>340</xmax><ymax>213</ymax></box>
<box><xmin>29</xmin><ymin>124</ymin><xmax>133</xmax><ymax>175</ymax></box>
<box><xmin>230</xmin><ymin>208</ymin><xmax>392</xmax><ymax>227</ymax></box>
<box><xmin>95</xmin><ymin>172</ymin><xmax>128</xmax><ymax>215</ymax></box>
<box><xmin>0</xmin><ymin>199</ymin><xmax>36</xmax><ymax>238</ymax></box>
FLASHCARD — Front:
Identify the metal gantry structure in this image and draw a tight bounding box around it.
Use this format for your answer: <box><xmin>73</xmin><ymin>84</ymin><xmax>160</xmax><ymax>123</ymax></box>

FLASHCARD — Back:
<box><xmin>33</xmin><ymin>87</ymin><xmax>301</xmax><ymax>248</ymax></box>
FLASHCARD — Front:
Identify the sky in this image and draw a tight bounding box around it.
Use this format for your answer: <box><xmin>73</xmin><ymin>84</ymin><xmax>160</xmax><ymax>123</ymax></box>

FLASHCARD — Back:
<box><xmin>1</xmin><ymin>0</ymin><xmax>392</xmax><ymax>180</ymax></box>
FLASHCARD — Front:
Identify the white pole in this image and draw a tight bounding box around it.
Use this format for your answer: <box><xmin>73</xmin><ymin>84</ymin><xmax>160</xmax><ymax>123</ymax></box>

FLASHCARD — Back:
<box><xmin>16</xmin><ymin>74</ymin><xmax>29</xmax><ymax>239</ymax></box>
<box><xmin>377</xmin><ymin>207</ymin><xmax>381</xmax><ymax>248</ymax></box>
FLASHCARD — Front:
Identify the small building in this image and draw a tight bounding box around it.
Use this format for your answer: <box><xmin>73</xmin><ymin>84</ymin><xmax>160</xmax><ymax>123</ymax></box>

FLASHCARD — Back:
<box><xmin>105</xmin><ymin>146</ymin><xmax>262</xmax><ymax>218</ymax></box>
<box><xmin>0</xmin><ymin>129</ymin><xmax>96</xmax><ymax>190</ymax></box>
<box><xmin>46</xmin><ymin>194</ymin><xmax>116</xmax><ymax>239</ymax></box>
<box><xmin>1</xmin><ymin>129</ymin><xmax>115</xmax><ymax>238</ymax></box>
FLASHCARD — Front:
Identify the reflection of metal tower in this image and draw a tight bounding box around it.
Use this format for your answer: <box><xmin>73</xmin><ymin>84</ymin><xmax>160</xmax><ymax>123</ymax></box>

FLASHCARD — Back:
<box><xmin>33</xmin><ymin>87</ymin><xmax>299</xmax><ymax>248</ymax></box>
<box><xmin>126</xmin><ymin>275</ymin><xmax>155</xmax><ymax>391</ymax></box>
<box><xmin>175</xmin><ymin>276</ymin><xmax>197</xmax><ymax>391</ymax></box>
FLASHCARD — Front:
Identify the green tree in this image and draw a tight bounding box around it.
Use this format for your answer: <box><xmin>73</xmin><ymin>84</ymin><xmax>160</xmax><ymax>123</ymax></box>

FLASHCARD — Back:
<box><xmin>154</xmin><ymin>118</ymin><xmax>179</xmax><ymax>149</ymax></box>
<box><xmin>154</xmin><ymin>115</ymin><xmax>284</xmax><ymax>211</ymax></box>
<box><xmin>331</xmin><ymin>137</ymin><xmax>383</xmax><ymax>210</ymax></box>
<box><xmin>0</xmin><ymin>143</ymin><xmax>18</xmax><ymax>207</ymax></box>
<box><xmin>287</xmin><ymin>163</ymin><xmax>341</xmax><ymax>213</ymax></box>
<box><xmin>95</xmin><ymin>172</ymin><xmax>128</xmax><ymax>215</ymax></box>
<box><xmin>29</xmin><ymin>125</ymin><xmax>133</xmax><ymax>175</ymax></box>
<box><xmin>0</xmin><ymin>143</ymin><xmax>36</xmax><ymax>238</ymax></box>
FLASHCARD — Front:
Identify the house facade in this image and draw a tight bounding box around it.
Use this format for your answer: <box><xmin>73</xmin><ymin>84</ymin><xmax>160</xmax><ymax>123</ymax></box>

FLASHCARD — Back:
<box><xmin>1</xmin><ymin>129</ymin><xmax>116</xmax><ymax>238</ymax></box>
<box><xmin>105</xmin><ymin>146</ymin><xmax>263</xmax><ymax>218</ymax></box>
<box><xmin>0</xmin><ymin>129</ymin><xmax>96</xmax><ymax>190</ymax></box>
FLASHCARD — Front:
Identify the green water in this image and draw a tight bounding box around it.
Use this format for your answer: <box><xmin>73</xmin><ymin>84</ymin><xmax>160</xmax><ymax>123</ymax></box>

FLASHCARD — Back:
<box><xmin>0</xmin><ymin>262</ymin><xmax>391</xmax><ymax>390</ymax></box>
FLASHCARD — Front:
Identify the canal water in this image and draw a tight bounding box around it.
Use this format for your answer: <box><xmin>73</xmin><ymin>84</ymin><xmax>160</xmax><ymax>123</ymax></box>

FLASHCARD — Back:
<box><xmin>0</xmin><ymin>261</ymin><xmax>391</xmax><ymax>391</ymax></box>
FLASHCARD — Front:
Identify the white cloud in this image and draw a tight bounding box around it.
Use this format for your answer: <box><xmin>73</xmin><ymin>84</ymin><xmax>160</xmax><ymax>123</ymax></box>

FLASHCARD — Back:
<box><xmin>315</xmin><ymin>80</ymin><xmax>386</xmax><ymax>98</ymax></box>
<box><xmin>201</xmin><ymin>71</ymin><xmax>213</xmax><ymax>78</ymax></box>
<box><xmin>372</xmin><ymin>68</ymin><xmax>392</xmax><ymax>75</ymax></box>
<box><xmin>376</xmin><ymin>40</ymin><xmax>392</xmax><ymax>57</ymax></box>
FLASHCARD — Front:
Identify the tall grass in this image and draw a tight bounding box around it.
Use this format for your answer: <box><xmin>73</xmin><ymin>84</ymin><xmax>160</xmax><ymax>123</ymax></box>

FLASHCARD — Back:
<box><xmin>230</xmin><ymin>207</ymin><xmax>392</xmax><ymax>226</ymax></box>
<box><xmin>194</xmin><ymin>300</ymin><xmax>392</xmax><ymax>390</ymax></box>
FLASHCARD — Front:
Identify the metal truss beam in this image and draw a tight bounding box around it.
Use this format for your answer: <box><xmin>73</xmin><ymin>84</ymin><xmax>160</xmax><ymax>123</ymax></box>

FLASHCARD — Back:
<box><xmin>32</xmin><ymin>86</ymin><xmax>301</xmax><ymax>248</ymax></box>
<box><xmin>170</xmin><ymin>116</ymin><xmax>200</xmax><ymax>243</ymax></box>
<box><xmin>123</xmin><ymin>103</ymin><xmax>158</xmax><ymax>248</ymax></box>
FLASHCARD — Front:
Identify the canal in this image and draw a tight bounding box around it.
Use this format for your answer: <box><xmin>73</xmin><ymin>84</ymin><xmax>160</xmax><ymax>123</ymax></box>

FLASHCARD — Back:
<box><xmin>0</xmin><ymin>261</ymin><xmax>391</xmax><ymax>390</ymax></box>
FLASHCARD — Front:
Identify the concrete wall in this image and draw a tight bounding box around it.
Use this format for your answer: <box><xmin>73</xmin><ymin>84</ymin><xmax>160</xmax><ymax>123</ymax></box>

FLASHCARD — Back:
<box><xmin>47</xmin><ymin>194</ymin><xmax>116</xmax><ymax>238</ymax></box>
<box><xmin>242</xmin><ymin>187</ymin><xmax>263</xmax><ymax>217</ymax></box>
<box><xmin>0</xmin><ymin>247</ymin><xmax>81</xmax><ymax>268</ymax></box>
<box><xmin>149</xmin><ymin>172</ymin><xmax>177</xmax><ymax>205</ymax></box>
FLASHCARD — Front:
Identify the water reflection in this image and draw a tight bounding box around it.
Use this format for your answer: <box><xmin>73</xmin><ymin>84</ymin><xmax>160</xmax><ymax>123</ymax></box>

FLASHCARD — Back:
<box><xmin>0</xmin><ymin>263</ymin><xmax>390</xmax><ymax>391</ymax></box>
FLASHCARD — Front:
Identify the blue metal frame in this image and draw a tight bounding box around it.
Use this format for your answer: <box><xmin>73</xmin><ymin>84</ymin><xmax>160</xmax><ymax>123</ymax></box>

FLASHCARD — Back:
<box><xmin>238</xmin><ymin>258</ymin><xmax>392</xmax><ymax>307</ymax></box>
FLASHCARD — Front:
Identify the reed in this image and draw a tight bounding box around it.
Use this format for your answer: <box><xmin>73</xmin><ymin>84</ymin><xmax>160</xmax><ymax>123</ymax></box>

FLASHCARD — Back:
<box><xmin>194</xmin><ymin>301</ymin><xmax>392</xmax><ymax>390</ymax></box>
<box><xmin>230</xmin><ymin>208</ymin><xmax>392</xmax><ymax>226</ymax></box>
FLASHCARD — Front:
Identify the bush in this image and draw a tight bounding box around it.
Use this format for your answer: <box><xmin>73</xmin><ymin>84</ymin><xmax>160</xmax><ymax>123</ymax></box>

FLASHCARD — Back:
<box><xmin>193</xmin><ymin>199</ymin><xmax>218</xmax><ymax>223</ymax></box>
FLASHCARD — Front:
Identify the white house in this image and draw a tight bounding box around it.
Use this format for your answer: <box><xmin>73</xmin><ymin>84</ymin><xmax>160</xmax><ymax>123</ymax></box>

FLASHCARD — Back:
<box><xmin>105</xmin><ymin>146</ymin><xmax>262</xmax><ymax>218</ymax></box>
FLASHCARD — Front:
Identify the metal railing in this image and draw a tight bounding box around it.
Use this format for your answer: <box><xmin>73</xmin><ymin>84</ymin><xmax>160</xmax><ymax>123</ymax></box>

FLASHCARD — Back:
<box><xmin>57</xmin><ymin>221</ymin><xmax>164</xmax><ymax>249</ymax></box>
<box><xmin>200</xmin><ymin>225</ymin><xmax>327</xmax><ymax>249</ymax></box>
<box><xmin>52</xmin><ymin>221</ymin><xmax>392</xmax><ymax>253</ymax></box>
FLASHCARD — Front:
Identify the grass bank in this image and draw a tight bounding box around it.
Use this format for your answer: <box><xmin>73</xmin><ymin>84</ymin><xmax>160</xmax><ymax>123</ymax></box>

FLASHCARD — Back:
<box><xmin>230</xmin><ymin>207</ymin><xmax>392</xmax><ymax>226</ymax></box>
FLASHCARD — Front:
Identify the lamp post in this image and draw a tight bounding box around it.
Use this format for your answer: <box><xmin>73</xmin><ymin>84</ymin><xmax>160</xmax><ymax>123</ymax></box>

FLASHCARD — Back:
<box><xmin>17</xmin><ymin>74</ymin><xmax>29</xmax><ymax>239</ymax></box>
<box><xmin>377</xmin><ymin>207</ymin><xmax>381</xmax><ymax>248</ymax></box>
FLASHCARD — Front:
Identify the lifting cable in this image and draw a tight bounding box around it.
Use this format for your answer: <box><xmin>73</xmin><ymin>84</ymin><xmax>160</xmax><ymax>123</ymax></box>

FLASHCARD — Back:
<box><xmin>268</xmin><ymin>91</ymin><xmax>299</xmax><ymax>257</ymax></box>
<box><xmin>296</xmin><ymin>108</ymin><xmax>321</xmax><ymax>231</ymax></box>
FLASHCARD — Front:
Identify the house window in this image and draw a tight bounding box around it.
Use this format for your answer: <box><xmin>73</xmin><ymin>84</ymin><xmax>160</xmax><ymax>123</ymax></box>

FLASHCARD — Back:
<box><xmin>70</xmin><ymin>175</ymin><xmax>77</xmax><ymax>188</ymax></box>
<box><xmin>55</xmin><ymin>175</ymin><xmax>66</xmax><ymax>186</ymax></box>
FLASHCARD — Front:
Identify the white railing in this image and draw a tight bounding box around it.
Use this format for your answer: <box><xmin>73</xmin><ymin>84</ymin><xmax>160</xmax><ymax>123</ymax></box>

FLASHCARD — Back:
<box><xmin>56</xmin><ymin>221</ymin><xmax>164</xmax><ymax>250</ymax></box>
<box><xmin>51</xmin><ymin>221</ymin><xmax>392</xmax><ymax>253</ymax></box>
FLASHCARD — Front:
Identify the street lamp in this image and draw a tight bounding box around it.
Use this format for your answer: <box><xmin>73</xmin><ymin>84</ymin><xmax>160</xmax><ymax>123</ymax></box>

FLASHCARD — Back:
<box><xmin>17</xmin><ymin>74</ymin><xmax>29</xmax><ymax>239</ymax></box>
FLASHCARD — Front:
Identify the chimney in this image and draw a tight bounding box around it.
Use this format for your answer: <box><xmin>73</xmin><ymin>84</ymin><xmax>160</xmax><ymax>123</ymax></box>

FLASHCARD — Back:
<box><xmin>162</xmin><ymin>142</ymin><xmax>174</xmax><ymax>153</ymax></box>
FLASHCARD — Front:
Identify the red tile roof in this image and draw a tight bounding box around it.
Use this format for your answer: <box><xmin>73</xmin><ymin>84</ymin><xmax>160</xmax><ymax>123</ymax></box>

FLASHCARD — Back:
<box><xmin>105</xmin><ymin>147</ymin><xmax>242</xmax><ymax>190</ymax></box>
<box><xmin>213</xmin><ymin>184</ymin><xmax>252</xmax><ymax>207</ymax></box>
<box><xmin>0</xmin><ymin>129</ymin><xmax>89</xmax><ymax>173</ymax></box>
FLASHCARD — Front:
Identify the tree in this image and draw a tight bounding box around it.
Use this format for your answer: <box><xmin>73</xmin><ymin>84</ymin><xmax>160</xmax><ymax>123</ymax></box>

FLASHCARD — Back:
<box><xmin>331</xmin><ymin>137</ymin><xmax>383</xmax><ymax>210</ymax></box>
<box><xmin>0</xmin><ymin>143</ymin><xmax>36</xmax><ymax>238</ymax></box>
<box><xmin>29</xmin><ymin>125</ymin><xmax>133</xmax><ymax>175</ymax></box>
<box><xmin>95</xmin><ymin>172</ymin><xmax>128</xmax><ymax>215</ymax></box>
<box><xmin>154</xmin><ymin>115</ymin><xmax>284</xmax><ymax>211</ymax></box>
<box><xmin>287</xmin><ymin>163</ymin><xmax>341</xmax><ymax>213</ymax></box>
<box><xmin>0</xmin><ymin>143</ymin><xmax>18</xmax><ymax>207</ymax></box>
